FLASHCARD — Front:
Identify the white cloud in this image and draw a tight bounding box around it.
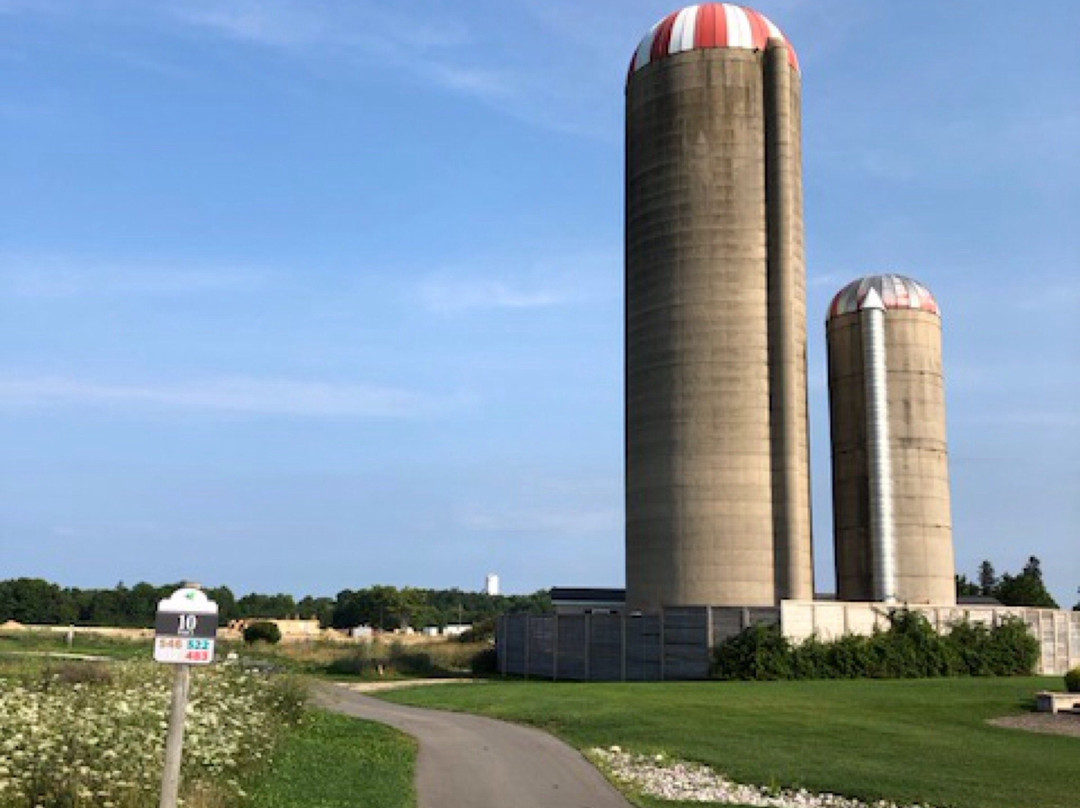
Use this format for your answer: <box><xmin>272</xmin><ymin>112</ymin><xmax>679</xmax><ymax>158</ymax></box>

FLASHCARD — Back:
<box><xmin>0</xmin><ymin>376</ymin><xmax>462</xmax><ymax>418</ymax></box>
<box><xmin>0</xmin><ymin>255</ymin><xmax>269</xmax><ymax>297</ymax></box>
<box><xmin>169</xmin><ymin>0</ymin><xmax>471</xmax><ymax>50</ymax></box>
<box><xmin>454</xmin><ymin>470</ymin><xmax>622</xmax><ymax>537</ymax></box>
<box><xmin>961</xmin><ymin>411</ymin><xmax>1080</xmax><ymax>430</ymax></box>
<box><xmin>170</xmin><ymin>0</ymin><xmax>339</xmax><ymax>49</ymax></box>
<box><xmin>166</xmin><ymin>0</ymin><xmax>519</xmax><ymax>105</ymax></box>
<box><xmin>0</xmin><ymin>0</ymin><xmax>62</xmax><ymax>14</ymax></box>
<box><xmin>808</xmin><ymin>271</ymin><xmax>845</xmax><ymax>289</ymax></box>
<box><xmin>1016</xmin><ymin>280</ymin><xmax>1080</xmax><ymax>311</ymax></box>
<box><xmin>163</xmin><ymin>0</ymin><xmax>624</xmax><ymax>136</ymax></box>
<box><xmin>0</xmin><ymin>0</ymin><xmax>623</xmax><ymax>136</ymax></box>
<box><xmin>418</xmin><ymin>277</ymin><xmax>564</xmax><ymax>314</ymax></box>
<box><xmin>460</xmin><ymin>506</ymin><xmax>621</xmax><ymax>535</ymax></box>
<box><xmin>416</xmin><ymin>250</ymin><xmax>620</xmax><ymax>314</ymax></box>
<box><xmin>424</xmin><ymin>63</ymin><xmax>513</xmax><ymax>100</ymax></box>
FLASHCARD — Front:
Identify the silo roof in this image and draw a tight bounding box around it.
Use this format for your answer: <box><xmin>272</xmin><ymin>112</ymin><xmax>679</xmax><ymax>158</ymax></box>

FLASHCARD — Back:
<box><xmin>629</xmin><ymin>4</ymin><xmax>799</xmax><ymax>80</ymax></box>
<box><xmin>827</xmin><ymin>274</ymin><xmax>941</xmax><ymax>320</ymax></box>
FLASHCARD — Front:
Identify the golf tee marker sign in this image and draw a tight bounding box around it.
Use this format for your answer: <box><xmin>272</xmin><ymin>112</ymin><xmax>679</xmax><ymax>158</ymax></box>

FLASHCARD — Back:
<box><xmin>154</xmin><ymin>587</ymin><xmax>218</xmax><ymax>665</ymax></box>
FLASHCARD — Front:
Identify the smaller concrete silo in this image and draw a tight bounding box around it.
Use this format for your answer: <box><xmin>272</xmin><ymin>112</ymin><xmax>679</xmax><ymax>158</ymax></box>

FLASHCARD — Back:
<box><xmin>826</xmin><ymin>274</ymin><xmax>955</xmax><ymax>605</ymax></box>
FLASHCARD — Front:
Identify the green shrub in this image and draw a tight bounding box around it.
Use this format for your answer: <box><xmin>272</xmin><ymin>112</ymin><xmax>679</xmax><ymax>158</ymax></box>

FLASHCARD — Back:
<box><xmin>387</xmin><ymin>643</ymin><xmax>436</xmax><ymax>677</ymax></box>
<box><xmin>418</xmin><ymin>640</ymin><xmax>485</xmax><ymax>673</ymax></box>
<box><xmin>944</xmin><ymin>618</ymin><xmax>994</xmax><ymax>676</ymax></box>
<box><xmin>712</xmin><ymin>624</ymin><xmax>794</xmax><ymax>680</ymax></box>
<box><xmin>470</xmin><ymin>647</ymin><xmax>498</xmax><ymax>676</ymax></box>
<box><xmin>244</xmin><ymin>621</ymin><xmax>282</xmax><ymax>645</ymax></box>
<box><xmin>266</xmin><ymin>674</ymin><xmax>308</xmax><ymax>724</ymax></box>
<box><xmin>324</xmin><ymin>640</ymin><xmax>482</xmax><ymax>679</ymax></box>
<box><xmin>942</xmin><ymin>616</ymin><xmax>1038</xmax><ymax>676</ymax></box>
<box><xmin>326</xmin><ymin>645</ymin><xmax>376</xmax><ymax>677</ymax></box>
<box><xmin>867</xmin><ymin>610</ymin><xmax>955</xmax><ymax>678</ymax></box>
<box><xmin>1065</xmin><ymin>668</ymin><xmax>1080</xmax><ymax>693</ymax></box>
<box><xmin>825</xmin><ymin>633</ymin><xmax>875</xmax><ymax>679</ymax></box>
<box><xmin>983</xmin><ymin>616</ymin><xmax>1039</xmax><ymax>675</ymax></box>
<box><xmin>711</xmin><ymin>609</ymin><xmax>1040</xmax><ymax>682</ymax></box>
<box><xmin>48</xmin><ymin>661</ymin><xmax>113</xmax><ymax>686</ymax></box>
<box><xmin>457</xmin><ymin>618</ymin><xmax>496</xmax><ymax>643</ymax></box>
<box><xmin>790</xmin><ymin>634</ymin><xmax>830</xmax><ymax>679</ymax></box>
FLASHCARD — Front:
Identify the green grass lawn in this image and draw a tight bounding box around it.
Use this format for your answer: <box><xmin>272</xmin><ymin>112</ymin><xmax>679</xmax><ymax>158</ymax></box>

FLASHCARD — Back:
<box><xmin>249</xmin><ymin>709</ymin><xmax>415</xmax><ymax>808</ymax></box>
<box><xmin>382</xmin><ymin>677</ymin><xmax>1077</xmax><ymax>808</ymax></box>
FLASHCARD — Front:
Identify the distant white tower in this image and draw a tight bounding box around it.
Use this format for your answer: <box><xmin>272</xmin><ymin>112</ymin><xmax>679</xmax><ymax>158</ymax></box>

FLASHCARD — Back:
<box><xmin>485</xmin><ymin>574</ymin><xmax>500</xmax><ymax>596</ymax></box>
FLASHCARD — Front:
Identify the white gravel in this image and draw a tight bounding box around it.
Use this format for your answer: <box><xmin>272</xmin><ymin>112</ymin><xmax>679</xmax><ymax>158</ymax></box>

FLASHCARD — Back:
<box><xmin>589</xmin><ymin>747</ymin><xmax>937</xmax><ymax>808</ymax></box>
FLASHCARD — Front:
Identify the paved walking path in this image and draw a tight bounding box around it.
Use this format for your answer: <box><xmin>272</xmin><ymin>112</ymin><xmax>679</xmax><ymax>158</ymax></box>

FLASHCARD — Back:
<box><xmin>311</xmin><ymin>681</ymin><xmax>633</xmax><ymax>808</ymax></box>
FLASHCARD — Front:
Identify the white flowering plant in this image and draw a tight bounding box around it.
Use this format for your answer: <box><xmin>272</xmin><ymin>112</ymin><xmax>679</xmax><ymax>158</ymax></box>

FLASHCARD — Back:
<box><xmin>0</xmin><ymin>659</ymin><xmax>305</xmax><ymax>808</ymax></box>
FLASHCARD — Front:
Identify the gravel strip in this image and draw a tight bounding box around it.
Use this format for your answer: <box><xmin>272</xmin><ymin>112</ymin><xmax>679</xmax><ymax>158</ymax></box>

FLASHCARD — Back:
<box><xmin>589</xmin><ymin>748</ymin><xmax>936</xmax><ymax>808</ymax></box>
<box><xmin>988</xmin><ymin>712</ymin><xmax>1080</xmax><ymax>739</ymax></box>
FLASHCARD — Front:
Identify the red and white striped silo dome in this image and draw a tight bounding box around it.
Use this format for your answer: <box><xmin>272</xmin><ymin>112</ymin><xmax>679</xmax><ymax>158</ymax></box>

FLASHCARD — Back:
<box><xmin>629</xmin><ymin>4</ymin><xmax>799</xmax><ymax>79</ymax></box>
<box><xmin>827</xmin><ymin>274</ymin><xmax>941</xmax><ymax>320</ymax></box>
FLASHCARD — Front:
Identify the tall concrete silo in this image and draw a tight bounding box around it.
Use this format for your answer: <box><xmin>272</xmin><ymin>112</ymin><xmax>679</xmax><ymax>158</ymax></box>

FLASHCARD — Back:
<box><xmin>826</xmin><ymin>274</ymin><xmax>956</xmax><ymax>605</ymax></box>
<box><xmin>625</xmin><ymin>4</ymin><xmax>813</xmax><ymax>610</ymax></box>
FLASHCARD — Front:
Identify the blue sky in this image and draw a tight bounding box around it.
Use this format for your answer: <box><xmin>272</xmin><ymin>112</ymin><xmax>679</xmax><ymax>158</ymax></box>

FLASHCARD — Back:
<box><xmin>1</xmin><ymin>0</ymin><xmax>1077</xmax><ymax>606</ymax></box>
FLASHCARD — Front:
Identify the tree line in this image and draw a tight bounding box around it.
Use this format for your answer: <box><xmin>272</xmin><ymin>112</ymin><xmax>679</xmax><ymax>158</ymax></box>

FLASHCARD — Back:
<box><xmin>0</xmin><ymin>578</ymin><xmax>552</xmax><ymax>630</ymax></box>
<box><xmin>955</xmin><ymin>556</ymin><xmax>1069</xmax><ymax>609</ymax></box>
<box><xmin>1</xmin><ymin>560</ymin><xmax>1071</xmax><ymax>630</ymax></box>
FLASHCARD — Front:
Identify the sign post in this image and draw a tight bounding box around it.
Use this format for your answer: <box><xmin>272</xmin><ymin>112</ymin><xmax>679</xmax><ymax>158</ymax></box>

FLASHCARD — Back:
<box><xmin>154</xmin><ymin>586</ymin><xmax>218</xmax><ymax>808</ymax></box>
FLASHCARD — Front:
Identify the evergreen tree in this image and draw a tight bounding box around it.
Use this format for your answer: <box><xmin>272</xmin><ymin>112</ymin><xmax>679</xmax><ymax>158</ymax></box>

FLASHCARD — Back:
<box><xmin>995</xmin><ymin>556</ymin><xmax>1059</xmax><ymax>609</ymax></box>
<box><xmin>977</xmin><ymin>560</ymin><xmax>998</xmax><ymax>596</ymax></box>
<box><xmin>955</xmin><ymin>574</ymin><xmax>980</xmax><ymax>598</ymax></box>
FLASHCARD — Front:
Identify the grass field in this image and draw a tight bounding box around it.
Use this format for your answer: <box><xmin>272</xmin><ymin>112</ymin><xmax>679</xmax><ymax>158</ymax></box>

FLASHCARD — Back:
<box><xmin>248</xmin><ymin>710</ymin><xmax>415</xmax><ymax>808</ymax></box>
<box><xmin>383</xmin><ymin>676</ymin><xmax>1078</xmax><ymax>808</ymax></box>
<box><xmin>6</xmin><ymin>631</ymin><xmax>1073</xmax><ymax>808</ymax></box>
